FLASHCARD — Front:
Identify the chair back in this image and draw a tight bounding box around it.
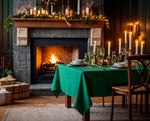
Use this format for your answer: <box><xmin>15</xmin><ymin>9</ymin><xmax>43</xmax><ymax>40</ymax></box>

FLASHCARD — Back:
<box><xmin>127</xmin><ymin>54</ymin><xmax>150</xmax><ymax>92</ymax></box>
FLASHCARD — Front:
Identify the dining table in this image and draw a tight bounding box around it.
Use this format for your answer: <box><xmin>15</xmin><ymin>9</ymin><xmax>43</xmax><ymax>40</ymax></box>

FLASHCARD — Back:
<box><xmin>51</xmin><ymin>64</ymin><xmax>140</xmax><ymax>121</ymax></box>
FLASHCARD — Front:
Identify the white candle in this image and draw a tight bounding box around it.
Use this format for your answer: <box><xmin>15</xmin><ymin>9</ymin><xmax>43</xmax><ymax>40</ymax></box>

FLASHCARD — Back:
<box><xmin>141</xmin><ymin>41</ymin><xmax>144</xmax><ymax>55</ymax></box>
<box><xmin>86</xmin><ymin>7</ymin><xmax>89</xmax><ymax>15</ymax></box>
<box><xmin>93</xmin><ymin>41</ymin><xmax>97</xmax><ymax>53</ymax></box>
<box><xmin>119</xmin><ymin>38</ymin><xmax>121</xmax><ymax>54</ymax></box>
<box><xmin>108</xmin><ymin>41</ymin><xmax>111</xmax><ymax>56</ymax></box>
<box><xmin>65</xmin><ymin>8</ymin><xmax>69</xmax><ymax>16</ymax></box>
<box><xmin>135</xmin><ymin>39</ymin><xmax>138</xmax><ymax>55</ymax></box>
<box><xmin>77</xmin><ymin>0</ymin><xmax>80</xmax><ymax>15</ymax></box>
<box><xmin>129</xmin><ymin>32</ymin><xmax>132</xmax><ymax>50</ymax></box>
<box><xmin>124</xmin><ymin>31</ymin><xmax>127</xmax><ymax>44</ymax></box>
<box><xmin>51</xmin><ymin>5</ymin><xmax>53</xmax><ymax>15</ymax></box>
<box><xmin>30</xmin><ymin>9</ymin><xmax>33</xmax><ymax>15</ymax></box>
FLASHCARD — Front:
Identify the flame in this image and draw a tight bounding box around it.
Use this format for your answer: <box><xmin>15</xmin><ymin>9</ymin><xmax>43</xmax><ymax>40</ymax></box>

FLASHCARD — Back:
<box><xmin>49</xmin><ymin>54</ymin><xmax>59</xmax><ymax>64</ymax></box>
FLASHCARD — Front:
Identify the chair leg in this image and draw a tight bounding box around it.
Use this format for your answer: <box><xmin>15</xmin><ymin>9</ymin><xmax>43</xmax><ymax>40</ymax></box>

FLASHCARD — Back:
<box><xmin>145</xmin><ymin>91</ymin><xmax>149</xmax><ymax>113</ymax></box>
<box><xmin>128</xmin><ymin>94</ymin><xmax>132</xmax><ymax>121</ymax></box>
<box><xmin>136</xmin><ymin>94</ymin><xmax>138</xmax><ymax>112</ymax></box>
<box><xmin>122</xmin><ymin>95</ymin><xmax>125</xmax><ymax>107</ymax></box>
<box><xmin>102</xmin><ymin>96</ymin><xmax>104</xmax><ymax>107</ymax></box>
<box><xmin>140</xmin><ymin>94</ymin><xmax>143</xmax><ymax>114</ymax></box>
<box><xmin>110</xmin><ymin>90</ymin><xmax>114</xmax><ymax>121</ymax></box>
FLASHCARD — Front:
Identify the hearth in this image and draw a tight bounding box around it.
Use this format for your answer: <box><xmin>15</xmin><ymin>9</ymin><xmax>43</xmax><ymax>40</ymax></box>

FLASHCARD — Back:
<box><xmin>31</xmin><ymin>38</ymin><xmax>87</xmax><ymax>84</ymax></box>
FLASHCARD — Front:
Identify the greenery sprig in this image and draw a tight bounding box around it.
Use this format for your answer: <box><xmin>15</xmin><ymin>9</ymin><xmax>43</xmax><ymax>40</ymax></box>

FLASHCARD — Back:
<box><xmin>4</xmin><ymin>13</ymin><xmax>109</xmax><ymax>32</ymax></box>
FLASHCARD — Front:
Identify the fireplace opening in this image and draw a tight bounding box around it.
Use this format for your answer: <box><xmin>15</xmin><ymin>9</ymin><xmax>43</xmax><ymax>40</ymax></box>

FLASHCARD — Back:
<box><xmin>31</xmin><ymin>38</ymin><xmax>88</xmax><ymax>84</ymax></box>
<box><xmin>36</xmin><ymin>46</ymin><xmax>78</xmax><ymax>84</ymax></box>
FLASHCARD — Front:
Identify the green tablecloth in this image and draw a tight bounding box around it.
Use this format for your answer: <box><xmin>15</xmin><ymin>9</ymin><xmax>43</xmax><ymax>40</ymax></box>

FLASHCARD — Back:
<box><xmin>51</xmin><ymin>64</ymin><xmax>139</xmax><ymax>115</ymax></box>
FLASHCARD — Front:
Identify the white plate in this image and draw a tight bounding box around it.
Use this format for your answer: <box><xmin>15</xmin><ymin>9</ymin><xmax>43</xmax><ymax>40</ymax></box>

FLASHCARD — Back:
<box><xmin>70</xmin><ymin>62</ymin><xmax>82</xmax><ymax>66</ymax></box>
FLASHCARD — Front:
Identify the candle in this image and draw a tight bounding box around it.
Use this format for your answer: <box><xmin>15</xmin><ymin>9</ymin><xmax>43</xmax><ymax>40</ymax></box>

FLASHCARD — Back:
<box><xmin>46</xmin><ymin>10</ymin><xmax>49</xmax><ymax>15</ymax></box>
<box><xmin>42</xmin><ymin>9</ymin><xmax>46</xmax><ymax>15</ymax></box>
<box><xmin>135</xmin><ymin>39</ymin><xmax>138</xmax><ymax>55</ymax></box>
<box><xmin>82</xmin><ymin>10</ymin><xmax>86</xmax><ymax>17</ymax></box>
<box><xmin>30</xmin><ymin>9</ymin><xmax>33</xmax><ymax>15</ymax></box>
<box><xmin>135</xmin><ymin>21</ymin><xmax>139</xmax><ymax>33</ymax></box>
<box><xmin>86</xmin><ymin>6</ymin><xmax>89</xmax><ymax>16</ymax></box>
<box><xmin>70</xmin><ymin>10</ymin><xmax>73</xmax><ymax>17</ymax></box>
<box><xmin>108</xmin><ymin>41</ymin><xmax>111</xmax><ymax>56</ymax></box>
<box><xmin>119</xmin><ymin>38</ymin><xmax>121</xmax><ymax>54</ymax></box>
<box><xmin>141</xmin><ymin>41</ymin><xmax>144</xmax><ymax>55</ymax></box>
<box><xmin>65</xmin><ymin>8</ymin><xmax>69</xmax><ymax>16</ymax></box>
<box><xmin>124</xmin><ymin>31</ymin><xmax>127</xmax><ymax>44</ymax></box>
<box><xmin>93</xmin><ymin>41</ymin><xmax>97</xmax><ymax>53</ymax></box>
<box><xmin>51</xmin><ymin>5</ymin><xmax>53</xmax><ymax>15</ymax></box>
<box><xmin>129</xmin><ymin>32</ymin><xmax>132</xmax><ymax>50</ymax></box>
<box><xmin>37</xmin><ymin>10</ymin><xmax>40</xmax><ymax>16</ymax></box>
<box><xmin>77</xmin><ymin>0</ymin><xmax>80</xmax><ymax>14</ymax></box>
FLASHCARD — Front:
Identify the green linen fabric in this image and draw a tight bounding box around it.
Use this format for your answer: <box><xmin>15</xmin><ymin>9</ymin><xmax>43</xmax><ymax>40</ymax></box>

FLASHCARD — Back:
<box><xmin>51</xmin><ymin>64</ymin><xmax>139</xmax><ymax>115</ymax></box>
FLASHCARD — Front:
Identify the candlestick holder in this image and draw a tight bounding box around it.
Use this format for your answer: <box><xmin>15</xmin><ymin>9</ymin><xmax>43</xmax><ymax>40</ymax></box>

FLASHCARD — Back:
<box><xmin>106</xmin><ymin>55</ymin><xmax>111</xmax><ymax>66</ymax></box>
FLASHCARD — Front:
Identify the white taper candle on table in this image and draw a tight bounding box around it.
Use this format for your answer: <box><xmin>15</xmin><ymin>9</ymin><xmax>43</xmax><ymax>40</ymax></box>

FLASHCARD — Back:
<box><xmin>141</xmin><ymin>41</ymin><xmax>144</xmax><ymax>55</ymax></box>
<box><xmin>129</xmin><ymin>32</ymin><xmax>132</xmax><ymax>50</ymax></box>
<box><xmin>119</xmin><ymin>38</ymin><xmax>121</xmax><ymax>54</ymax></box>
<box><xmin>93</xmin><ymin>41</ymin><xmax>97</xmax><ymax>53</ymax></box>
<box><xmin>124</xmin><ymin>31</ymin><xmax>127</xmax><ymax>44</ymax></box>
<box><xmin>135</xmin><ymin>39</ymin><xmax>138</xmax><ymax>55</ymax></box>
<box><xmin>108</xmin><ymin>41</ymin><xmax>111</xmax><ymax>56</ymax></box>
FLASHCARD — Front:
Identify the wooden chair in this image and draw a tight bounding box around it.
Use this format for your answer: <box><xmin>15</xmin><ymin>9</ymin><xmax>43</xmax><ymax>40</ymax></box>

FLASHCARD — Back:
<box><xmin>110</xmin><ymin>55</ymin><xmax>150</xmax><ymax>121</ymax></box>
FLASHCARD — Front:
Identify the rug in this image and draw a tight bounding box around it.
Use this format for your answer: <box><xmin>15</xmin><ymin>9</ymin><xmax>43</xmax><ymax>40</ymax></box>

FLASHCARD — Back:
<box><xmin>2</xmin><ymin>103</ymin><xmax>150</xmax><ymax>121</ymax></box>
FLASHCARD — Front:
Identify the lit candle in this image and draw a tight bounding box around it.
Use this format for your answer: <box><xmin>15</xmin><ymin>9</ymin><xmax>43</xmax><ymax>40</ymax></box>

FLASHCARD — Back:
<box><xmin>108</xmin><ymin>41</ymin><xmax>111</xmax><ymax>56</ymax></box>
<box><xmin>129</xmin><ymin>32</ymin><xmax>132</xmax><ymax>50</ymax></box>
<box><xmin>86</xmin><ymin>6</ymin><xmax>89</xmax><ymax>16</ymax></box>
<box><xmin>65</xmin><ymin>8</ymin><xmax>69</xmax><ymax>16</ymax></box>
<box><xmin>70</xmin><ymin>10</ymin><xmax>73</xmax><ymax>17</ymax></box>
<box><xmin>42</xmin><ymin>9</ymin><xmax>46</xmax><ymax>15</ymax></box>
<box><xmin>124</xmin><ymin>31</ymin><xmax>127</xmax><ymax>44</ymax></box>
<box><xmin>141</xmin><ymin>41</ymin><xmax>144</xmax><ymax>55</ymax></box>
<box><xmin>135</xmin><ymin>21</ymin><xmax>139</xmax><ymax>33</ymax></box>
<box><xmin>93</xmin><ymin>41</ymin><xmax>97</xmax><ymax>53</ymax></box>
<box><xmin>37</xmin><ymin>10</ymin><xmax>40</xmax><ymax>16</ymax></box>
<box><xmin>119</xmin><ymin>38</ymin><xmax>121</xmax><ymax>54</ymax></box>
<box><xmin>135</xmin><ymin>39</ymin><xmax>138</xmax><ymax>55</ymax></box>
<box><xmin>77</xmin><ymin>0</ymin><xmax>80</xmax><ymax>14</ymax></box>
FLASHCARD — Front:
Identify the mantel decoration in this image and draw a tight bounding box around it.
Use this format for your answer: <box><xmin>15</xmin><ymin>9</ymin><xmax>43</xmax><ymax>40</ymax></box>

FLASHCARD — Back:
<box><xmin>4</xmin><ymin>0</ymin><xmax>109</xmax><ymax>31</ymax></box>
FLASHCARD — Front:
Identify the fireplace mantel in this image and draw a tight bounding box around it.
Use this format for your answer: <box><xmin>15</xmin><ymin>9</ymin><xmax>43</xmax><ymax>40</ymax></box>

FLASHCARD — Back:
<box><xmin>12</xmin><ymin>18</ymin><xmax>105</xmax><ymax>28</ymax></box>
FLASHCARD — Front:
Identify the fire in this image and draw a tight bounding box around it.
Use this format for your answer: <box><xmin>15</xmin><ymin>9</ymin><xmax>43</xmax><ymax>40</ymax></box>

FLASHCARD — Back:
<box><xmin>49</xmin><ymin>54</ymin><xmax>59</xmax><ymax>64</ymax></box>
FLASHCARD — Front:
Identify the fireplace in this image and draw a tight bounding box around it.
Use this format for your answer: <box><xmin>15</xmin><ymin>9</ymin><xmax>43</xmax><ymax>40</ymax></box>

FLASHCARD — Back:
<box><xmin>31</xmin><ymin>38</ymin><xmax>87</xmax><ymax>84</ymax></box>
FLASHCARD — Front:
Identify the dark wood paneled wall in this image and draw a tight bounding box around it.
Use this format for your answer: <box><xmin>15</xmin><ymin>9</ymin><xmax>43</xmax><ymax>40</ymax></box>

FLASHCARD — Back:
<box><xmin>0</xmin><ymin>0</ymin><xmax>13</xmax><ymax>70</ymax></box>
<box><xmin>104</xmin><ymin>0</ymin><xmax>150</xmax><ymax>54</ymax></box>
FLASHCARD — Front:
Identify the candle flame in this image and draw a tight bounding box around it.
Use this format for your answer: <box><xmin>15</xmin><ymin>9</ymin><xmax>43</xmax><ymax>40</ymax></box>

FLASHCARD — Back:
<box><xmin>108</xmin><ymin>41</ymin><xmax>111</xmax><ymax>45</ymax></box>
<box><xmin>141</xmin><ymin>41</ymin><xmax>144</xmax><ymax>45</ymax></box>
<box><xmin>135</xmin><ymin>22</ymin><xmax>139</xmax><ymax>25</ymax></box>
<box><xmin>135</xmin><ymin>39</ymin><xmax>138</xmax><ymax>44</ymax></box>
<box><xmin>129</xmin><ymin>23</ymin><xmax>133</xmax><ymax>26</ymax></box>
<box><xmin>129</xmin><ymin>31</ymin><xmax>132</xmax><ymax>35</ymax></box>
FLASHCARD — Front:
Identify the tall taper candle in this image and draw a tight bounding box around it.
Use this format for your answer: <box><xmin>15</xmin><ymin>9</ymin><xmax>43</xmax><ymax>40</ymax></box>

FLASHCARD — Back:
<box><xmin>135</xmin><ymin>39</ymin><xmax>138</xmax><ymax>55</ymax></box>
<box><xmin>93</xmin><ymin>41</ymin><xmax>97</xmax><ymax>53</ymax></box>
<box><xmin>141</xmin><ymin>41</ymin><xmax>144</xmax><ymax>55</ymax></box>
<box><xmin>124</xmin><ymin>31</ymin><xmax>127</xmax><ymax>44</ymax></box>
<box><xmin>108</xmin><ymin>41</ymin><xmax>111</xmax><ymax>56</ymax></box>
<box><xmin>129</xmin><ymin>32</ymin><xmax>132</xmax><ymax>50</ymax></box>
<box><xmin>119</xmin><ymin>38</ymin><xmax>121</xmax><ymax>54</ymax></box>
<box><xmin>77</xmin><ymin>0</ymin><xmax>80</xmax><ymax>14</ymax></box>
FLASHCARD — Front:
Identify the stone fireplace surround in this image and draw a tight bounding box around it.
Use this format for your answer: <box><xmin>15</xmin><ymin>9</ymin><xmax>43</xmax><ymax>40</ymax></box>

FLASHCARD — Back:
<box><xmin>13</xmin><ymin>0</ymin><xmax>104</xmax><ymax>84</ymax></box>
<box><xmin>13</xmin><ymin>28</ymin><xmax>98</xmax><ymax>84</ymax></box>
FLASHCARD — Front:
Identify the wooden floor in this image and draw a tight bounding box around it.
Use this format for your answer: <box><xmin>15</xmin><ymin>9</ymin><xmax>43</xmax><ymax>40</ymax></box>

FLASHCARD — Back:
<box><xmin>0</xmin><ymin>95</ymin><xmax>148</xmax><ymax>121</ymax></box>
